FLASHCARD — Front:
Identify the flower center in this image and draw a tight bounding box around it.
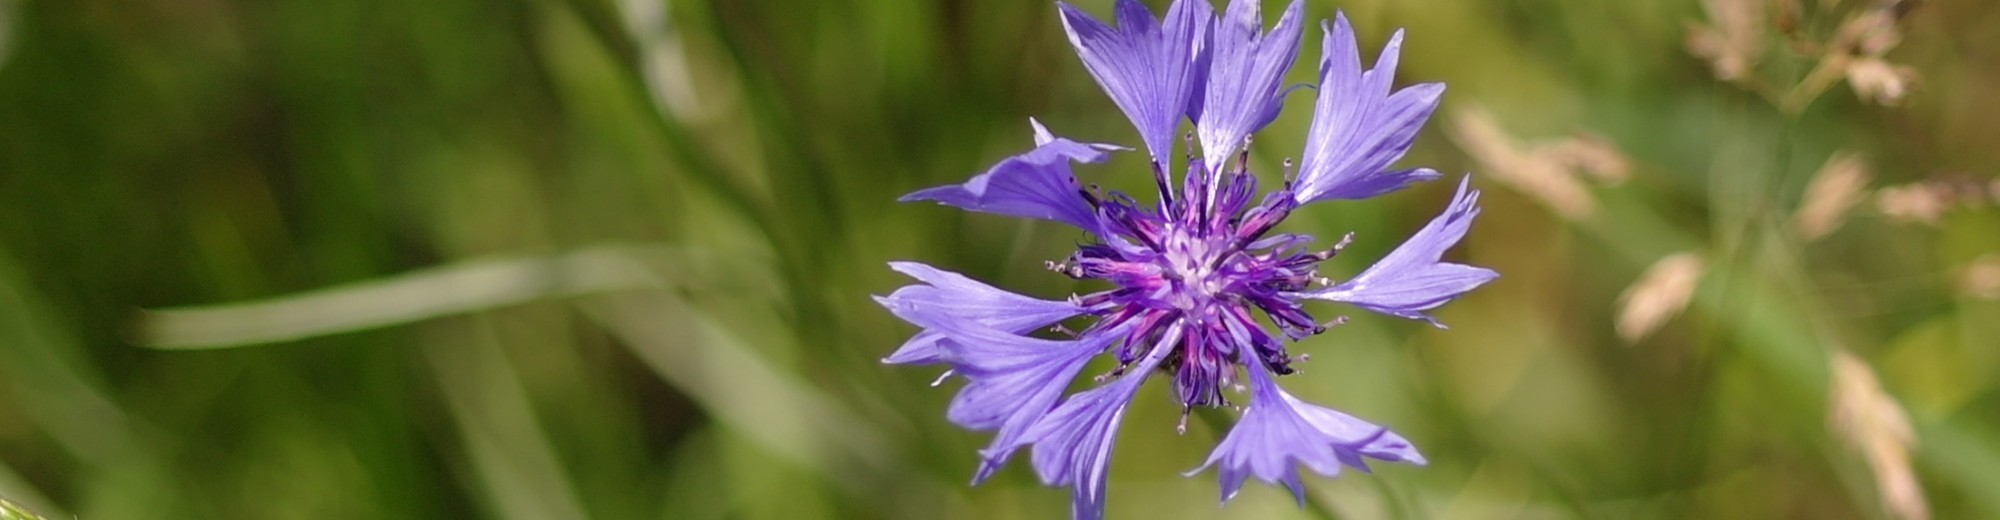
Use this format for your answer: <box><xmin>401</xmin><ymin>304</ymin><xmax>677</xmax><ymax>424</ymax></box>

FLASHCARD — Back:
<box><xmin>1159</xmin><ymin>226</ymin><xmax>1235</xmax><ymax>306</ymax></box>
<box><xmin>1055</xmin><ymin>165</ymin><xmax>1359</xmax><ymax>414</ymax></box>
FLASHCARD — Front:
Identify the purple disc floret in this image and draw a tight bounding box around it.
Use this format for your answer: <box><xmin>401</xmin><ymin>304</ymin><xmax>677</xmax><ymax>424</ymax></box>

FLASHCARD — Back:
<box><xmin>877</xmin><ymin>1</ymin><xmax>1494</xmax><ymax>518</ymax></box>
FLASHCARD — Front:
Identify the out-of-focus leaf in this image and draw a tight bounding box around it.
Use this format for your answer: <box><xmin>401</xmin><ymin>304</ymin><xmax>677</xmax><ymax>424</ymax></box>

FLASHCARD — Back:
<box><xmin>424</xmin><ymin>323</ymin><xmax>593</xmax><ymax>520</ymax></box>
<box><xmin>0</xmin><ymin>497</ymin><xmax>48</xmax><ymax>520</ymax></box>
<box><xmin>135</xmin><ymin>245</ymin><xmax>675</xmax><ymax>349</ymax></box>
<box><xmin>579</xmin><ymin>293</ymin><xmax>901</xmax><ymax>494</ymax></box>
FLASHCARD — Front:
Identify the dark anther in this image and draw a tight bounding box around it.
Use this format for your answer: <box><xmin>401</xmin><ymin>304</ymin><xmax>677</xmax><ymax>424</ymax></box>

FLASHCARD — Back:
<box><xmin>1077</xmin><ymin>188</ymin><xmax>1101</xmax><ymax>208</ymax></box>
<box><xmin>1235</xmin><ymin>136</ymin><xmax>1254</xmax><ymax>173</ymax></box>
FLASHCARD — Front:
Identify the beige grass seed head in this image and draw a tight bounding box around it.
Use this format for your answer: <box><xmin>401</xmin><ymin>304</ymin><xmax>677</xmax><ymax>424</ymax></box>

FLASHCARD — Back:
<box><xmin>1876</xmin><ymin>183</ymin><xmax>1950</xmax><ymax>225</ymax></box>
<box><xmin>1961</xmin><ymin>255</ymin><xmax>2000</xmax><ymax>301</ymax></box>
<box><xmin>1543</xmin><ymin>133</ymin><xmax>1631</xmax><ymax>184</ymax></box>
<box><xmin>1846</xmin><ymin>58</ymin><xmax>1916</xmax><ymax>106</ymax></box>
<box><xmin>1793</xmin><ymin>152</ymin><xmax>1872</xmax><ymax>241</ymax></box>
<box><xmin>1829</xmin><ymin>350</ymin><xmax>1929</xmax><ymax>520</ymax></box>
<box><xmin>1615</xmin><ymin>253</ymin><xmax>1704</xmax><ymax>343</ymax></box>
<box><xmin>1686</xmin><ymin>0</ymin><xmax>1766</xmax><ymax>81</ymax></box>
<box><xmin>1449</xmin><ymin>108</ymin><xmax>1630</xmax><ymax>221</ymax></box>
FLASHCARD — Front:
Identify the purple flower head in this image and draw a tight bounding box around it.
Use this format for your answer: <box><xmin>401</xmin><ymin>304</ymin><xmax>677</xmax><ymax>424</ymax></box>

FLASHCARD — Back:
<box><xmin>881</xmin><ymin>2</ymin><xmax>1493</xmax><ymax>518</ymax></box>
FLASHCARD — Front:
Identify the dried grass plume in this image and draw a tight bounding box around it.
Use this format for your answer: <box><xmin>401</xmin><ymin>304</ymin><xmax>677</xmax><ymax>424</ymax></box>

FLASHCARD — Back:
<box><xmin>1847</xmin><ymin>58</ymin><xmax>1916</xmax><ymax>106</ymax></box>
<box><xmin>1960</xmin><ymin>255</ymin><xmax>2000</xmax><ymax>301</ymax></box>
<box><xmin>1829</xmin><ymin>350</ymin><xmax>1930</xmax><ymax>520</ymax></box>
<box><xmin>1876</xmin><ymin>183</ymin><xmax>1949</xmax><ymax>225</ymax></box>
<box><xmin>1876</xmin><ymin>176</ymin><xmax>1994</xmax><ymax>226</ymax></box>
<box><xmin>1793</xmin><ymin>152</ymin><xmax>1871</xmax><ymax>241</ymax></box>
<box><xmin>1449</xmin><ymin>107</ymin><xmax>1630</xmax><ymax>221</ymax></box>
<box><xmin>1686</xmin><ymin>0</ymin><xmax>1766</xmax><ymax>81</ymax></box>
<box><xmin>1615</xmin><ymin>253</ymin><xmax>1704</xmax><ymax>343</ymax></box>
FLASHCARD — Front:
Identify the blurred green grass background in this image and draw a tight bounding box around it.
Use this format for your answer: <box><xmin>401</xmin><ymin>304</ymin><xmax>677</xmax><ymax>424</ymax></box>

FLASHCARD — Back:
<box><xmin>0</xmin><ymin>0</ymin><xmax>1996</xmax><ymax>518</ymax></box>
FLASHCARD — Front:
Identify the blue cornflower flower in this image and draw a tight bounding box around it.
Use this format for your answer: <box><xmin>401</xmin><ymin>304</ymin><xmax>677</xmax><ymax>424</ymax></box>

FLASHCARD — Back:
<box><xmin>877</xmin><ymin>1</ymin><xmax>1495</xmax><ymax>517</ymax></box>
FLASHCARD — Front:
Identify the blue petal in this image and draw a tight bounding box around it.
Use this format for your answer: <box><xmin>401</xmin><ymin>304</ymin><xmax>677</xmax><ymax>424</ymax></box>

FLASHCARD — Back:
<box><xmin>881</xmin><ymin>330</ymin><xmax>951</xmax><ymax>366</ymax></box>
<box><xmin>1029</xmin><ymin>378</ymin><xmax>1141</xmax><ymax>520</ymax></box>
<box><xmin>1058</xmin><ymin>0</ymin><xmax>1213</xmax><ymax>162</ymax></box>
<box><xmin>1031</xmin><ymin>117</ymin><xmax>1131</xmax><ymax>157</ymax></box>
<box><xmin>1300</xmin><ymin>177</ymin><xmax>1497</xmax><ymax>326</ymax></box>
<box><xmin>876</xmin><ymin>262</ymin><xmax>1088</xmax><ymax>365</ymax></box>
<box><xmin>881</xmin><ymin>298</ymin><xmax>1137</xmax><ymax>485</ymax></box>
<box><xmin>1023</xmin><ymin>321</ymin><xmax>1184</xmax><ymax>520</ymax></box>
<box><xmin>900</xmin><ymin>123</ymin><xmax>1121</xmax><ymax>233</ymax></box>
<box><xmin>1195</xmin><ymin>0</ymin><xmax>1305</xmax><ymax>176</ymax></box>
<box><xmin>1281</xmin><ymin>392</ymin><xmax>1425</xmax><ymax>468</ymax></box>
<box><xmin>1190</xmin><ymin>362</ymin><xmax>1424</xmax><ymax>506</ymax></box>
<box><xmin>1291</xmin><ymin>13</ymin><xmax>1446</xmax><ymax>205</ymax></box>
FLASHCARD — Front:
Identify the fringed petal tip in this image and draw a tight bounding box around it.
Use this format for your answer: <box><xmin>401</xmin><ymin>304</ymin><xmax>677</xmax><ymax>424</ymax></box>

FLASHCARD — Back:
<box><xmin>1058</xmin><ymin>0</ymin><xmax>1213</xmax><ymax>162</ymax></box>
<box><xmin>1028</xmin><ymin>380</ymin><xmax>1145</xmax><ymax>520</ymax></box>
<box><xmin>1301</xmin><ymin>176</ymin><xmax>1495</xmax><ymax>323</ymax></box>
<box><xmin>921</xmin><ymin>319</ymin><xmax>1139</xmax><ymax>492</ymax></box>
<box><xmin>1195</xmin><ymin>0</ymin><xmax>1306</xmax><ymax>174</ymax></box>
<box><xmin>1001</xmin><ymin>322</ymin><xmax>1183</xmax><ymax>520</ymax></box>
<box><xmin>897</xmin><ymin>149</ymin><xmax>1098</xmax><ymax>232</ymax></box>
<box><xmin>876</xmin><ymin>262</ymin><xmax>1087</xmax><ymax>366</ymax></box>
<box><xmin>971</xmin><ymin>444</ymin><xmax>1017</xmax><ymax>486</ymax></box>
<box><xmin>1291</xmin><ymin>12</ymin><xmax>1447</xmax><ymax>205</ymax></box>
<box><xmin>1191</xmin><ymin>367</ymin><xmax>1426</xmax><ymax>506</ymax></box>
<box><xmin>880</xmin><ymin>330</ymin><xmax>943</xmax><ymax>365</ymax></box>
<box><xmin>1029</xmin><ymin>117</ymin><xmax>1131</xmax><ymax>162</ymax></box>
<box><xmin>899</xmin><ymin>121</ymin><xmax>1130</xmax><ymax>233</ymax></box>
